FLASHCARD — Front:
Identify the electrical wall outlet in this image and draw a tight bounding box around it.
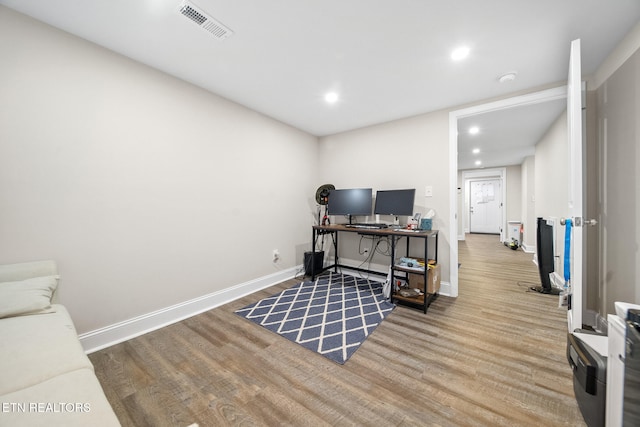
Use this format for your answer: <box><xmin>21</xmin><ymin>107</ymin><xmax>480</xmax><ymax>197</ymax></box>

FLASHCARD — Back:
<box><xmin>425</xmin><ymin>186</ymin><xmax>433</xmax><ymax>197</ymax></box>
<box><xmin>272</xmin><ymin>249</ymin><xmax>280</xmax><ymax>262</ymax></box>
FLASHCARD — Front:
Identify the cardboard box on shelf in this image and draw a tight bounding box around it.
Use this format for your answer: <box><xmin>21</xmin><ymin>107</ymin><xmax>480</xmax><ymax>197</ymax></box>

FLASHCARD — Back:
<box><xmin>407</xmin><ymin>263</ymin><xmax>440</xmax><ymax>294</ymax></box>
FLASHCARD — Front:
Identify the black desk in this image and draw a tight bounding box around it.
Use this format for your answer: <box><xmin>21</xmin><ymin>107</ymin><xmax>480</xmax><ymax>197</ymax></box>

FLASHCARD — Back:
<box><xmin>311</xmin><ymin>225</ymin><xmax>439</xmax><ymax>313</ymax></box>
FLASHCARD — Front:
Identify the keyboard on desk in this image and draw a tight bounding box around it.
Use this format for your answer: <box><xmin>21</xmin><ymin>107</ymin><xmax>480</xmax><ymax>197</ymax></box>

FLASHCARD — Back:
<box><xmin>344</xmin><ymin>223</ymin><xmax>388</xmax><ymax>229</ymax></box>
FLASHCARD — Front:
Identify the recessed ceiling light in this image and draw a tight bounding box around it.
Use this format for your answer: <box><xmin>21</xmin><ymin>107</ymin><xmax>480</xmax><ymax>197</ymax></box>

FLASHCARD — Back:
<box><xmin>469</xmin><ymin>126</ymin><xmax>479</xmax><ymax>135</ymax></box>
<box><xmin>475</xmin><ymin>160</ymin><xmax>482</xmax><ymax>166</ymax></box>
<box><xmin>451</xmin><ymin>46</ymin><xmax>470</xmax><ymax>61</ymax></box>
<box><xmin>325</xmin><ymin>92</ymin><xmax>339</xmax><ymax>104</ymax></box>
<box><xmin>472</xmin><ymin>148</ymin><xmax>480</xmax><ymax>154</ymax></box>
<box><xmin>498</xmin><ymin>72</ymin><xmax>518</xmax><ymax>83</ymax></box>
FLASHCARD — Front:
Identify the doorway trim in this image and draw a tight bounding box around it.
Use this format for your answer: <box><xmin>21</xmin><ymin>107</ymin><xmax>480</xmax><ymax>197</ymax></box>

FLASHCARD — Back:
<box><xmin>448</xmin><ymin>85</ymin><xmax>567</xmax><ymax>298</ymax></box>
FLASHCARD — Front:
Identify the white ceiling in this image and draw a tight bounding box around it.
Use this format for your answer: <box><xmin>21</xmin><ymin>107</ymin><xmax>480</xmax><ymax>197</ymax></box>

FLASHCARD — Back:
<box><xmin>457</xmin><ymin>98</ymin><xmax>567</xmax><ymax>170</ymax></box>
<box><xmin>2</xmin><ymin>0</ymin><xmax>640</xmax><ymax>169</ymax></box>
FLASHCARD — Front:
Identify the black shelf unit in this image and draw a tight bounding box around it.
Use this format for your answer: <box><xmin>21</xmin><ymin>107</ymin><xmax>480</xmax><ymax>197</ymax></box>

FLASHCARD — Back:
<box><xmin>310</xmin><ymin>225</ymin><xmax>439</xmax><ymax>313</ymax></box>
<box><xmin>389</xmin><ymin>230</ymin><xmax>439</xmax><ymax>313</ymax></box>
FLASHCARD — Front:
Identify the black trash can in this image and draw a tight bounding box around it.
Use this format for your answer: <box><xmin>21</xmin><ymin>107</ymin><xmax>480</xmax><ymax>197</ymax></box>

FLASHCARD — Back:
<box><xmin>567</xmin><ymin>332</ymin><xmax>607</xmax><ymax>427</ymax></box>
<box><xmin>303</xmin><ymin>251</ymin><xmax>324</xmax><ymax>276</ymax></box>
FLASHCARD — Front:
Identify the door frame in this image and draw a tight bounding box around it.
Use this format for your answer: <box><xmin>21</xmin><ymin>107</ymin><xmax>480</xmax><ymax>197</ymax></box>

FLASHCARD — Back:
<box><xmin>448</xmin><ymin>86</ymin><xmax>567</xmax><ymax>298</ymax></box>
<box><xmin>566</xmin><ymin>39</ymin><xmax>584</xmax><ymax>333</ymax></box>
<box><xmin>462</xmin><ymin>168</ymin><xmax>506</xmax><ymax>240</ymax></box>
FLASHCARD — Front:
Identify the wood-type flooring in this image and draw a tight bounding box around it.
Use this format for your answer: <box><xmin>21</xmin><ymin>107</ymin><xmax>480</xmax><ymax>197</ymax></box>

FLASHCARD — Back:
<box><xmin>90</xmin><ymin>233</ymin><xmax>586</xmax><ymax>426</ymax></box>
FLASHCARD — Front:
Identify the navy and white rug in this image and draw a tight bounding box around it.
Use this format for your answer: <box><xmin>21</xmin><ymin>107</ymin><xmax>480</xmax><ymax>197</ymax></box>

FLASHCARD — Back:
<box><xmin>235</xmin><ymin>272</ymin><xmax>395</xmax><ymax>364</ymax></box>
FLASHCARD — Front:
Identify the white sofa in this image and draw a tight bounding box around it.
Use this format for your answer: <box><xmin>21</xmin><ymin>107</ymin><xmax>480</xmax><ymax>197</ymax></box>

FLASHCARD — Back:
<box><xmin>0</xmin><ymin>260</ymin><xmax>120</xmax><ymax>426</ymax></box>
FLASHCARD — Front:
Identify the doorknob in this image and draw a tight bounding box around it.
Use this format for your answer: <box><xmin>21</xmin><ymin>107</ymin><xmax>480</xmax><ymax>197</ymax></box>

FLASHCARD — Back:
<box><xmin>560</xmin><ymin>217</ymin><xmax>598</xmax><ymax>227</ymax></box>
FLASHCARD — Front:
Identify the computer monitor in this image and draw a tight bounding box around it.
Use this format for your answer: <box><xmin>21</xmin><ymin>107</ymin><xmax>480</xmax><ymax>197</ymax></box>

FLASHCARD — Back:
<box><xmin>374</xmin><ymin>189</ymin><xmax>416</xmax><ymax>216</ymax></box>
<box><xmin>327</xmin><ymin>188</ymin><xmax>372</xmax><ymax>222</ymax></box>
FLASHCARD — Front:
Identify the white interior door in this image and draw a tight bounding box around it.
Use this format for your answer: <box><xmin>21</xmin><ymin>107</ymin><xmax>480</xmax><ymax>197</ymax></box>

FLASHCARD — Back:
<box><xmin>567</xmin><ymin>38</ymin><xmax>584</xmax><ymax>333</ymax></box>
<box><xmin>469</xmin><ymin>179</ymin><xmax>502</xmax><ymax>234</ymax></box>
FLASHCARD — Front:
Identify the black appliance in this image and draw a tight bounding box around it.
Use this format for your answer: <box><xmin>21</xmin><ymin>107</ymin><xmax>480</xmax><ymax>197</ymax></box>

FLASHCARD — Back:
<box><xmin>304</xmin><ymin>251</ymin><xmax>324</xmax><ymax>277</ymax></box>
<box><xmin>531</xmin><ymin>217</ymin><xmax>559</xmax><ymax>294</ymax></box>
<box><xmin>567</xmin><ymin>332</ymin><xmax>607</xmax><ymax>427</ymax></box>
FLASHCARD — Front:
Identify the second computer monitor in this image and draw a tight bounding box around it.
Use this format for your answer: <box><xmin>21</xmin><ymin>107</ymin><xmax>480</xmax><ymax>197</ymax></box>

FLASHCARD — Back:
<box><xmin>374</xmin><ymin>189</ymin><xmax>416</xmax><ymax>216</ymax></box>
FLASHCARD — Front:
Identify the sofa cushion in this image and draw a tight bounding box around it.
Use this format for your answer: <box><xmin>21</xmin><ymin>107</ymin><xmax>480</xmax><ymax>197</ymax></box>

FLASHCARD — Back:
<box><xmin>0</xmin><ymin>305</ymin><xmax>94</xmax><ymax>395</ymax></box>
<box><xmin>0</xmin><ymin>276</ymin><xmax>58</xmax><ymax>318</ymax></box>
<box><xmin>0</xmin><ymin>368</ymin><xmax>121</xmax><ymax>426</ymax></box>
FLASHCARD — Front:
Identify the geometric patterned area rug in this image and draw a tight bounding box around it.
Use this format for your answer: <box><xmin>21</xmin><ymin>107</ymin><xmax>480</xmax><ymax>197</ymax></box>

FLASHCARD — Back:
<box><xmin>235</xmin><ymin>272</ymin><xmax>395</xmax><ymax>364</ymax></box>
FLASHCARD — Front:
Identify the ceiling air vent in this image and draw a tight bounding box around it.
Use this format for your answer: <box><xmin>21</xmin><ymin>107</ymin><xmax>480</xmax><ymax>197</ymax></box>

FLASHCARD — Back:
<box><xmin>178</xmin><ymin>1</ymin><xmax>233</xmax><ymax>40</ymax></box>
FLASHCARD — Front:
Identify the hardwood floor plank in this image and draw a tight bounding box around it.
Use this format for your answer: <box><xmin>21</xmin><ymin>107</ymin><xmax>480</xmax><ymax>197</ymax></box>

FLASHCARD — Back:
<box><xmin>90</xmin><ymin>234</ymin><xmax>585</xmax><ymax>426</ymax></box>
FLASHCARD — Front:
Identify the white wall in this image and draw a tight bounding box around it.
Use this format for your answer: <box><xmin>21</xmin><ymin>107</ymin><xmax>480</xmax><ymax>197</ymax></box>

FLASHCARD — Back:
<box><xmin>535</xmin><ymin>112</ymin><xmax>569</xmax><ymax>220</ymax></box>
<box><xmin>0</xmin><ymin>7</ymin><xmax>318</xmax><ymax>334</ymax></box>
<box><xmin>505</xmin><ymin>165</ymin><xmax>522</xmax><ymax>225</ymax></box>
<box><xmin>595</xmin><ymin>44</ymin><xmax>640</xmax><ymax>314</ymax></box>
<box><xmin>317</xmin><ymin>111</ymin><xmax>451</xmax><ymax>286</ymax></box>
<box><xmin>534</xmin><ymin>111</ymin><xmax>569</xmax><ymax>276</ymax></box>
<box><xmin>521</xmin><ymin>156</ymin><xmax>536</xmax><ymax>250</ymax></box>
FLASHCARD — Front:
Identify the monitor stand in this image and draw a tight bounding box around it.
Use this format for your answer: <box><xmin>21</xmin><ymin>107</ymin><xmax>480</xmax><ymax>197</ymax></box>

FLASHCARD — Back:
<box><xmin>387</xmin><ymin>216</ymin><xmax>402</xmax><ymax>229</ymax></box>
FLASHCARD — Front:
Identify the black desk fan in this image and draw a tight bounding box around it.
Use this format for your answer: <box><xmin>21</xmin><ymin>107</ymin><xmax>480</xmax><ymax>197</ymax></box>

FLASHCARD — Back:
<box><xmin>315</xmin><ymin>184</ymin><xmax>334</xmax><ymax>226</ymax></box>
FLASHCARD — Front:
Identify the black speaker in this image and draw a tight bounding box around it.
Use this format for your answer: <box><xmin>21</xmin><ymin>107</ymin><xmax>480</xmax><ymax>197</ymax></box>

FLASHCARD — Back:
<box><xmin>304</xmin><ymin>251</ymin><xmax>324</xmax><ymax>276</ymax></box>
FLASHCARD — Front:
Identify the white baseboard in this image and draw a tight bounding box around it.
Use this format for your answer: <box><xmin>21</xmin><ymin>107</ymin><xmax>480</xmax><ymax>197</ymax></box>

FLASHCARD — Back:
<box><xmin>332</xmin><ymin>258</ymin><xmax>389</xmax><ymax>277</ymax></box>
<box><xmin>438</xmin><ymin>281</ymin><xmax>452</xmax><ymax>297</ymax></box>
<box><xmin>79</xmin><ymin>266</ymin><xmax>301</xmax><ymax>354</ymax></box>
<box><xmin>521</xmin><ymin>243</ymin><xmax>535</xmax><ymax>253</ymax></box>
